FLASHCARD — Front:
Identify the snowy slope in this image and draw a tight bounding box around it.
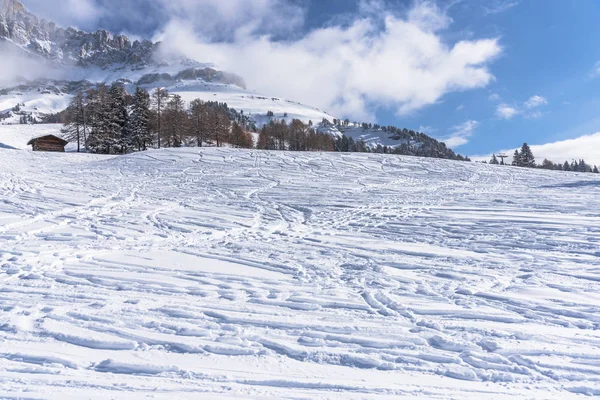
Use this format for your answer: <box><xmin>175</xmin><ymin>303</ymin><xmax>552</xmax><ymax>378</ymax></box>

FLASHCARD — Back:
<box><xmin>0</xmin><ymin>123</ymin><xmax>64</xmax><ymax>149</ymax></box>
<box><xmin>0</xmin><ymin>78</ymin><xmax>334</xmax><ymax>128</ymax></box>
<box><xmin>1</xmin><ymin>145</ymin><xmax>600</xmax><ymax>398</ymax></box>
<box><xmin>148</xmin><ymin>80</ymin><xmax>333</xmax><ymax>126</ymax></box>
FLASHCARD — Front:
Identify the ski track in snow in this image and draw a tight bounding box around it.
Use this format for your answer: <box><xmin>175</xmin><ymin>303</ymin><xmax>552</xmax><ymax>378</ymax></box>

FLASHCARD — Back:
<box><xmin>1</xmin><ymin>145</ymin><xmax>600</xmax><ymax>399</ymax></box>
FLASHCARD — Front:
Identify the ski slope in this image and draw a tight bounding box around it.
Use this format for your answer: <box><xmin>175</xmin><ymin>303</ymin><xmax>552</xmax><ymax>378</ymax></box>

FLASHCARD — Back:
<box><xmin>1</xmin><ymin>146</ymin><xmax>600</xmax><ymax>399</ymax></box>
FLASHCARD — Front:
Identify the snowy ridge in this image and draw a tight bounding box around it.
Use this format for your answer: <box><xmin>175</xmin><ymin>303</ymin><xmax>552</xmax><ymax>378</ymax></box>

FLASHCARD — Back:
<box><xmin>1</xmin><ymin>145</ymin><xmax>600</xmax><ymax>398</ymax></box>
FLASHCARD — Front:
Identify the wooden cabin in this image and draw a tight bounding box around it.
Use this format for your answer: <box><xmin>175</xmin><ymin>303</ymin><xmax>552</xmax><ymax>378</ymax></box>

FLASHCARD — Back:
<box><xmin>27</xmin><ymin>135</ymin><xmax>68</xmax><ymax>152</ymax></box>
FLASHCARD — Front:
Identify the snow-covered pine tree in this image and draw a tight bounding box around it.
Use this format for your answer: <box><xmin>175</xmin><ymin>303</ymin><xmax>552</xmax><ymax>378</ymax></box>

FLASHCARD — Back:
<box><xmin>540</xmin><ymin>159</ymin><xmax>554</xmax><ymax>170</ymax></box>
<box><xmin>512</xmin><ymin>149</ymin><xmax>521</xmax><ymax>166</ymax></box>
<box><xmin>130</xmin><ymin>87</ymin><xmax>152</xmax><ymax>151</ymax></box>
<box><xmin>577</xmin><ymin>159</ymin><xmax>589</xmax><ymax>172</ymax></box>
<box><xmin>108</xmin><ymin>84</ymin><xmax>129</xmax><ymax>154</ymax></box>
<box><xmin>571</xmin><ymin>160</ymin><xmax>578</xmax><ymax>171</ymax></box>
<box><xmin>489</xmin><ymin>154</ymin><xmax>499</xmax><ymax>164</ymax></box>
<box><xmin>86</xmin><ymin>85</ymin><xmax>113</xmax><ymax>154</ymax></box>
<box><xmin>519</xmin><ymin>143</ymin><xmax>535</xmax><ymax>168</ymax></box>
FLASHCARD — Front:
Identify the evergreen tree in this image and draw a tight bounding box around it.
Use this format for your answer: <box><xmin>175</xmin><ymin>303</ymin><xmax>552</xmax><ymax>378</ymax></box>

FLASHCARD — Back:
<box><xmin>593</xmin><ymin>165</ymin><xmax>599</xmax><ymax>173</ymax></box>
<box><xmin>540</xmin><ymin>158</ymin><xmax>554</xmax><ymax>170</ymax></box>
<box><xmin>519</xmin><ymin>143</ymin><xmax>535</xmax><ymax>167</ymax></box>
<box><xmin>577</xmin><ymin>159</ymin><xmax>589</xmax><ymax>173</ymax></box>
<box><xmin>108</xmin><ymin>84</ymin><xmax>129</xmax><ymax>153</ymax></box>
<box><xmin>86</xmin><ymin>84</ymin><xmax>114</xmax><ymax>154</ymax></box>
<box><xmin>512</xmin><ymin>149</ymin><xmax>521</xmax><ymax>166</ymax></box>
<box><xmin>129</xmin><ymin>87</ymin><xmax>152</xmax><ymax>151</ymax></box>
<box><xmin>571</xmin><ymin>160</ymin><xmax>578</xmax><ymax>171</ymax></box>
<box><xmin>563</xmin><ymin>161</ymin><xmax>571</xmax><ymax>171</ymax></box>
<box><xmin>490</xmin><ymin>154</ymin><xmax>499</xmax><ymax>164</ymax></box>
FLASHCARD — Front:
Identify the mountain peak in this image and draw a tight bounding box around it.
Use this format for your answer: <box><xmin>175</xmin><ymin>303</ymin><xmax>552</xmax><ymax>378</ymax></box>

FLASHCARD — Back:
<box><xmin>0</xmin><ymin>0</ymin><xmax>165</xmax><ymax>70</ymax></box>
<box><xmin>0</xmin><ymin>0</ymin><xmax>25</xmax><ymax>19</ymax></box>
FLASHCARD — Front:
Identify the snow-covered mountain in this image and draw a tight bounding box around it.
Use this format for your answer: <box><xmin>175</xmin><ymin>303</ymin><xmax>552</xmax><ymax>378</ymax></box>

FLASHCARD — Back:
<box><xmin>0</xmin><ymin>0</ymin><xmax>333</xmax><ymax>127</ymax></box>
<box><xmin>0</xmin><ymin>0</ymin><xmax>460</xmax><ymax>156</ymax></box>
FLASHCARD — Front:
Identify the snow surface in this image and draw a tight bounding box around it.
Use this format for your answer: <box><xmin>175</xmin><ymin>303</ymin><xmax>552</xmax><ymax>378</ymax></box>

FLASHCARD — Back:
<box><xmin>161</xmin><ymin>81</ymin><xmax>333</xmax><ymax>127</ymax></box>
<box><xmin>1</xmin><ymin>137</ymin><xmax>600</xmax><ymax>398</ymax></box>
<box><xmin>0</xmin><ymin>124</ymin><xmax>64</xmax><ymax>150</ymax></box>
<box><xmin>0</xmin><ymin>76</ymin><xmax>333</xmax><ymax>129</ymax></box>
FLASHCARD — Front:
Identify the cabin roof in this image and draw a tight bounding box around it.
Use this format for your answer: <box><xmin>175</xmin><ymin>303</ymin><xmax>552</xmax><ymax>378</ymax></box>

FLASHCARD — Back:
<box><xmin>27</xmin><ymin>135</ymin><xmax>69</xmax><ymax>146</ymax></box>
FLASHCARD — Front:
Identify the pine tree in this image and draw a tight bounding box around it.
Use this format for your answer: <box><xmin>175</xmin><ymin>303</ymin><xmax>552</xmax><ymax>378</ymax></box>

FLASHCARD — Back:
<box><xmin>578</xmin><ymin>159</ymin><xmax>589</xmax><ymax>173</ymax></box>
<box><xmin>563</xmin><ymin>161</ymin><xmax>570</xmax><ymax>171</ymax></box>
<box><xmin>519</xmin><ymin>143</ymin><xmax>535</xmax><ymax>167</ymax></box>
<box><xmin>571</xmin><ymin>160</ymin><xmax>578</xmax><ymax>171</ymax></box>
<box><xmin>86</xmin><ymin>85</ymin><xmax>114</xmax><ymax>154</ymax></box>
<box><xmin>130</xmin><ymin>87</ymin><xmax>152</xmax><ymax>151</ymax></box>
<box><xmin>593</xmin><ymin>165</ymin><xmax>599</xmax><ymax>173</ymax></box>
<box><xmin>108</xmin><ymin>84</ymin><xmax>129</xmax><ymax>154</ymax></box>
<box><xmin>490</xmin><ymin>154</ymin><xmax>499</xmax><ymax>164</ymax></box>
<box><xmin>512</xmin><ymin>149</ymin><xmax>521</xmax><ymax>166</ymax></box>
<box><xmin>540</xmin><ymin>159</ymin><xmax>554</xmax><ymax>170</ymax></box>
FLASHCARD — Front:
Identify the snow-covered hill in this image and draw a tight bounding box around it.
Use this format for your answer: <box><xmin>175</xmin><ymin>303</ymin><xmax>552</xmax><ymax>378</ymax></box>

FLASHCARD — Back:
<box><xmin>1</xmin><ymin>145</ymin><xmax>600</xmax><ymax>398</ymax></box>
<box><xmin>0</xmin><ymin>123</ymin><xmax>63</xmax><ymax>149</ymax></box>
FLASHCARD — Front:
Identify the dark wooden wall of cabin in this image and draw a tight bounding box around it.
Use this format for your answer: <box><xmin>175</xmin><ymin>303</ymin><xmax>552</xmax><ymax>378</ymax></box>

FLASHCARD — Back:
<box><xmin>32</xmin><ymin>138</ymin><xmax>66</xmax><ymax>152</ymax></box>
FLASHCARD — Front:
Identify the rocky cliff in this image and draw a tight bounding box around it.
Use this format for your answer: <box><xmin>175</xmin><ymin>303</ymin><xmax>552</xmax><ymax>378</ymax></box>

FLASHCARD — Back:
<box><xmin>0</xmin><ymin>0</ymin><xmax>245</xmax><ymax>92</ymax></box>
<box><xmin>0</xmin><ymin>0</ymin><xmax>159</xmax><ymax>68</ymax></box>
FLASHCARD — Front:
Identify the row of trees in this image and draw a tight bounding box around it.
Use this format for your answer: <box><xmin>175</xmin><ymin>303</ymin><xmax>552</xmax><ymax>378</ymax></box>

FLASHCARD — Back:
<box><xmin>327</xmin><ymin>120</ymin><xmax>469</xmax><ymax>161</ymax></box>
<box><xmin>488</xmin><ymin>143</ymin><xmax>599</xmax><ymax>173</ymax></box>
<box><xmin>62</xmin><ymin>85</ymin><xmax>253</xmax><ymax>154</ymax></box>
<box><xmin>257</xmin><ymin>119</ymin><xmax>337</xmax><ymax>152</ymax></box>
<box><xmin>62</xmin><ymin>84</ymin><xmax>470</xmax><ymax>160</ymax></box>
<box><xmin>61</xmin><ymin>85</ymin><xmax>593</xmax><ymax>171</ymax></box>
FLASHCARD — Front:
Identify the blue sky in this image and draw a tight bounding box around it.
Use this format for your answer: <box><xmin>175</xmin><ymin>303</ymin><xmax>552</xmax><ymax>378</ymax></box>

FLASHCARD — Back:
<box><xmin>23</xmin><ymin>0</ymin><xmax>600</xmax><ymax>161</ymax></box>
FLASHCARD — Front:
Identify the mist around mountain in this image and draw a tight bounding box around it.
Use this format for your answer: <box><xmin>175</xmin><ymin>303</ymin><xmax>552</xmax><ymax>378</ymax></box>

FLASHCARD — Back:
<box><xmin>0</xmin><ymin>0</ymin><xmax>466</xmax><ymax>159</ymax></box>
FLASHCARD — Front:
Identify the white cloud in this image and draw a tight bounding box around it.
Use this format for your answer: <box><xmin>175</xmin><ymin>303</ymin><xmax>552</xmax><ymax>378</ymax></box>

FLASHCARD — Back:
<box><xmin>525</xmin><ymin>110</ymin><xmax>544</xmax><ymax>119</ymax></box>
<box><xmin>23</xmin><ymin>0</ymin><xmax>304</xmax><ymax>40</ymax></box>
<box><xmin>456</xmin><ymin>104</ymin><xmax>464</xmax><ymax>111</ymax></box>
<box><xmin>524</xmin><ymin>95</ymin><xmax>547</xmax><ymax>109</ymax></box>
<box><xmin>153</xmin><ymin>2</ymin><xmax>501</xmax><ymax>120</ymax></box>
<box><xmin>418</xmin><ymin>125</ymin><xmax>436</xmax><ymax>134</ymax></box>
<box><xmin>496</xmin><ymin>95</ymin><xmax>548</xmax><ymax>120</ymax></box>
<box><xmin>21</xmin><ymin>0</ymin><xmax>502</xmax><ymax>119</ymax></box>
<box><xmin>592</xmin><ymin>61</ymin><xmax>600</xmax><ymax>78</ymax></box>
<box><xmin>483</xmin><ymin>0</ymin><xmax>520</xmax><ymax>15</ymax></box>
<box><xmin>473</xmin><ymin>132</ymin><xmax>600</xmax><ymax>166</ymax></box>
<box><xmin>496</xmin><ymin>103</ymin><xmax>520</xmax><ymax>119</ymax></box>
<box><xmin>488</xmin><ymin>93</ymin><xmax>500</xmax><ymax>101</ymax></box>
<box><xmin>0</xmin><ymin>42</ymin><xmax>66</xmax><ymax>86</ymax></box>
<box><xmin>443</xmin><ymin>120</ymin><xmax>479</xmax><ymax>148</ymax></box>
<box><xmin>22</xmin><ymin>0</ymin><xmax>103</xmax><ymax>28</ymax></box>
